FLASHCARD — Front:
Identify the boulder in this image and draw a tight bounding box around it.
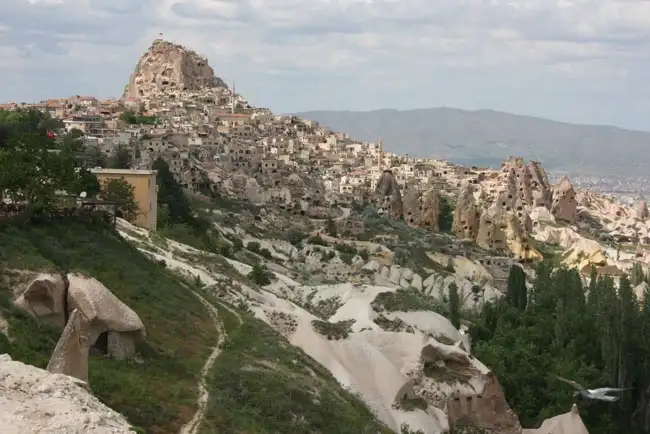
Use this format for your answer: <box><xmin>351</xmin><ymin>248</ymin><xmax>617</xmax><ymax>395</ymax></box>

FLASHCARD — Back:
<box><xmin>0</xmin><ymin>354</ymin><xmax>136</xmax><ymax>433</ymax></box>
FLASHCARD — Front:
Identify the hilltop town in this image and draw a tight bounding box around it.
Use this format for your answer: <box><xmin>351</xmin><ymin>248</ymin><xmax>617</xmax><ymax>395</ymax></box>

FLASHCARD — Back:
<box><xmin>2</xmin><ymin>37</ymin><xmax>650</xmax><ymax>434</ymax></box>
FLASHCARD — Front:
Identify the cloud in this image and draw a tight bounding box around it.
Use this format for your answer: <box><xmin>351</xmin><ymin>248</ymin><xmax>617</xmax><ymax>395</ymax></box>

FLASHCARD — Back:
<box><xmin>2</xmin><ymin>0</ymin><xmax>650</xmax><ymax>129</ymax></box>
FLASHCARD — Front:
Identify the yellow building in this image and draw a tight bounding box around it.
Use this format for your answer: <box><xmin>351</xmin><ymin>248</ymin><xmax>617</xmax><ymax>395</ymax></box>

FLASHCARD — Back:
<box><xmin>90</xmin><ymin>168</ymin><xmax>158</xmax><ymax>231</ymax></box>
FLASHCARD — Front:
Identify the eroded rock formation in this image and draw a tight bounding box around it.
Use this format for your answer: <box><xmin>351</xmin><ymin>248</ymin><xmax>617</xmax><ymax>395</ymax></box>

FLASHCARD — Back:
<box><xmin>375</xmin><ymin>170</ymin><xmax>404</xmax><ymax>220</ymax></box>
<box><xmin>452</xmin><ymin>186</ymin><xmax>480</xmax><ymax>239</ymax></box>
<box><xmin>635</xmin><ymin>199</ymin><xmax>649</xmax><ymax>221</ymax></box>
<box><xmin>551</xmin><ymin>176</ymin><xmax>577</xmax><ymax>224</ymax></box>
<box><xmin>527</xmin><ymin>161</ymin><xmax>552</xmax><ymax>208</ymax></box>
<box><xmin>0</xmin><ymin>354</ymin><xmax>136</xmax><ymax>433</ymax></box>
<box><xmin>122</xmin><ymin>38</ymin><xmax>228</xmax><ymax>101</ymax></box>
<box><xmin>403</xmin><ymin>187</ymin><xmax>422</xmax><ymax>228</ymax></box>
<box><xmin>46</xmin><ymin>309</ymin><xmax>91</xmax><ymax>383</ymax></box>
<box><xmin>421</xmin><ymin>189</ymin><xmax>441</xmax><ymax>232</ymax></box>
<box><xmin>522</xmin><ymin>404</ymin><xmax>589</xmax><ymax>434</ymax></box>
<box><xmin>476</xmin><ymin>208</ymin><xmax>508</xmax><ymax>252</ymax></box>
<box><xmin>14</xmin><ymin>273</ymin><xmax>146</xmax><ymax>381</ymax></box>
<box><xmin>447</xmin><ymin>372</ymin><xmax>522</xmax><ymax>434</ymax></box>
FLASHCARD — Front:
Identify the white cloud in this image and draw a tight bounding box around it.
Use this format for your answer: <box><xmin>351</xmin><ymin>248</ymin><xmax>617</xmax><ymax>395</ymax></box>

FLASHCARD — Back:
<box><xmin>2</xmin><ymin>0</ymin><xmax>650</xmax><ymax>128</ymax></box>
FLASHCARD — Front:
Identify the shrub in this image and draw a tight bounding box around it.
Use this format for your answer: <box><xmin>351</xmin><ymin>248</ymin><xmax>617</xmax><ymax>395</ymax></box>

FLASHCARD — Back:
<box><xmin>285</xmin><ymin>228</ymin><xmax>307</xmax><ymax>246</ymax></box>
<box><xmin>308</xmin><ymin>235</ymin><xmax>329</xmax><ymax>246</ymax></box>
<box><xmin>246</xmin><ymin>241</ymin><xmax>261</xmax><ymax>254</ymax></box>
<box><xmin>311</xmin><ymin>319</ymin><xmax>354</xmax><ymax>340</ymax></box>
<box><xmin>248</xmin><ymin>263</ymin><xmax>273</xmax><ymax>286</ymax></box>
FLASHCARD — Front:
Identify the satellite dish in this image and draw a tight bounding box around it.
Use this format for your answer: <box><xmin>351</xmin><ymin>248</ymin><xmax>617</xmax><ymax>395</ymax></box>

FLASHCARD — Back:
<box><xmin>80</xmin><ymin>191</ymin><xmax>87</xmax><ymax>198</ymax></box>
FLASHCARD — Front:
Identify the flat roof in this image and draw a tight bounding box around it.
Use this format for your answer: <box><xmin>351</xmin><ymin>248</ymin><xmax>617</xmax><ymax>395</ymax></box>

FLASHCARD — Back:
<box><xmin>90</xmin><ymin>168</ymin><xmax>157</xmax><ymax>176</ymax></box>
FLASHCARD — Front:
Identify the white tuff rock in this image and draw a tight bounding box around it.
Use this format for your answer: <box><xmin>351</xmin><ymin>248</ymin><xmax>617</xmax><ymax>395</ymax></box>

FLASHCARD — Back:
<box><xmin>0</xmin><ymin>354</ymin><xmax>136</xmax><ymax>434</ymax></box>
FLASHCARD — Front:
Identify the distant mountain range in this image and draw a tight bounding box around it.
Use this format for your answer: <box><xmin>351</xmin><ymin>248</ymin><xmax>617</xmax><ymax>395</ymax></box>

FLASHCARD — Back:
<box><xmin>291</xmin><ymin>108</ymin><xmax>650</xmax><ymax>177</ymax></box>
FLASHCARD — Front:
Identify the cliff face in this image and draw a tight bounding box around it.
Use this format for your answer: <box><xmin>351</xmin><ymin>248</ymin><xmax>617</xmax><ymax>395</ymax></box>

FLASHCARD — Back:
<box><xmin>121</xmin><ymin>39</ymin><xmax>228</xmax><ymax>101</ymax></box>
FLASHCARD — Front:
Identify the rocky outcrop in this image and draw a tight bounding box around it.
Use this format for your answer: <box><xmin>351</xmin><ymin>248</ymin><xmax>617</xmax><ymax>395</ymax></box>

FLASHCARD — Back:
<box><xmin>522</xmin><ymin>404</ymin><xmax>589</xmax><ymax>434</ymax></box>
<box><xmin>375</xmin><ymin>170</ymin><xmax>403</xmax><ymax>220</ymax></box>
<box><xmin>14</xmin><ymin>273</ymin><xmax>146</xmax><ymax>381</ymax></box>
<box><xmin>447</xmin><ymin>372</ymin><xmax>522</xmax><ymax>434</ymax></box>
<box><xmin>401</xmin><ymin>187</ymin><xmax>441</xmax><ymax>231</ymax></box>
<box><xmin>46</xmin><ymin>309</ymin><xmax>91</xmax><ymax>383</ymax></box>
<box><xmin>635</xmin><ymin>200</ymin><xmax>649</xmax><ymax>221</ymax></box>
<box><xmin>403</xmin><ymin>187</ymin><xmax>422</xmax><ymax>228</ymax></box>
<box><xmin>453</xmin><ymin>186</ymin><xmax>480</xmax><ymax>239</ymax></box>
<box><xmin>503</xmin><ymin>213</ymin><xmax>543</xmax><ymax>262</ymax></box>
<box><xmin>122</xmin><ymin>38</ymin><xmax>228</xmax><ymax>101</ymax></box>
<box><xmin>0</xmin><ymin>354</ymin><xmax>136</xmax><ymax>433</ymax></box>
<box><xmin>527</xmin><ymin>161</ymin><xmax>552</xmax><ymax>208</ymax></box>
<box><xmin>476</xmin><ymin>208</ymin><xmax>508</xmax><ymax>252</ymax></box>
<box><xmin>421</xmin><ymin>189</ymin><xmax>441</xmax><ymax>231</ymax></box>
<box><xmin>551</xmin><ymin>176</ymin><xmax>577</xmax><ymax>224</ymax></box>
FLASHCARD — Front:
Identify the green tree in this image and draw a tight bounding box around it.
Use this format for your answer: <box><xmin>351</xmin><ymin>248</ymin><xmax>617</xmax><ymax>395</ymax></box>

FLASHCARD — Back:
<box><xmin>108</xmin><ymin>145</ymin><xmax>133</xmax><ymax>169</ymax></box>
<box><xmin>326</xmin><ymin>217</ymin><xmax>337</xmax><ymax>237</ymax></box>
<box><xmin>68</xmin><ymin>169</ymin><xmax>101</xmax><ymax>197</ymax></box>
<box><xmin>0</xmin><ymin>132</ymin><xmax>76</xmax><ymax>207</ymax></box>
<box><xmin>60</xmin><ymin>129</ymin><xmax>85</xmax><ymax>152</ymax></box>
<box><xmin>506</xmin><ymin>264</ymin><xmax>527</xmax><ymax>311</ymax></box>
<box><xmin>248</xmin><ymin>263</ymin><xmax>273</xmax><ymax>286</ymax></box>
<box><xmin>100</xmin><ymin>177</ymin><xmax>138</xmax><ymax>220</ymax></box>
<box><xmin>438</xmin><ymin>195</ymin><xmax>454</xmax><ymax>233</ymax></box>
<box><xmin>108</xmin><ymin>145</ymin><xmax>132</xmax><ymax>169</ymax></box>
<box><xmin>152</xmin><ymin>157</ymin><xmax>193</xmax><ymax>225</ymax></box>
<box><xmin>630</xmin><ymin>263</ymin><xmax>646</xmax><ymax>286</ymax></box>
<box><xmin>448</xmin><ymin>281</ymin><xmax>461</xmax><ymax>329</ymax></box>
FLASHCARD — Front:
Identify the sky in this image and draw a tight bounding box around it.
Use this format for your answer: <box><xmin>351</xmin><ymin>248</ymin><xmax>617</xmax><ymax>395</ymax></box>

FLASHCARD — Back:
<box><xmin>2</xmin><ymin>0</ymin><xmax>650</xmax><ymax>130</ymax></box>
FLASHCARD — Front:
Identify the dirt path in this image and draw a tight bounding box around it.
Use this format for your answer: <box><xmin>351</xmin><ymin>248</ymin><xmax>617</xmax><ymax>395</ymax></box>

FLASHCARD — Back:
<box><xmin>216</xmin><ymin>300</ymin><xmax>243</xmax><ymax>326</ymax></box>
<box><xmin>179</xmin><ymin>293</ymin><xmax>244</xmax><ymax>434</ymax></box>
<box><xmin>179</xmin><ymin>291</ymin><xmax>225</xmax><ymax>434</ymax></box>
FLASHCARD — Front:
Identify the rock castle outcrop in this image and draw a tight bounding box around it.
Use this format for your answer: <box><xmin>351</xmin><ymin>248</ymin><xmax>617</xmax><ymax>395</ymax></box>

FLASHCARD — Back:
<box><xmin>121</xmin><ymin>38</ymin><xmax>228</xmax><ymax>101</ymax></box>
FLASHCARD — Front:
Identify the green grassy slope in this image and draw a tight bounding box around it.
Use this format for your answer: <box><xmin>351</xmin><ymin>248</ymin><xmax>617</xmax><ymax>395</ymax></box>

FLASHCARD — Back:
<box><xmin>0</xmin><ymin>221</ymin><xmax>392</xmax><ymax>434</ymax></box>
<box><xmin>201</xmin><ymin>303</ymin><xmax>393</xmax><ymax>434</ymax></box>
<box><xmin>0</xmin><ymin>222</ymin><xmax>218</xmax><ymax>434</ymax></box>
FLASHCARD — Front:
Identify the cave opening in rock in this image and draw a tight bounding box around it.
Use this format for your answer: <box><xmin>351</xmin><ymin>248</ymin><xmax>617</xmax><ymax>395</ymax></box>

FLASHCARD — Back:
<box><xmin>91</xmin><ymin>331</ymin><xmax>109</xmax><ymax>356</ymax></box>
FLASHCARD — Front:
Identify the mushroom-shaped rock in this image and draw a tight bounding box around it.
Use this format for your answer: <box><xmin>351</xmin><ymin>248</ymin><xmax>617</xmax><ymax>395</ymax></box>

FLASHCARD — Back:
<box><xmin>15</xmin><ymin>273</ymin><xmax>68</xmax><ymax>328</ymax></box>
<box><xmin>375</xmin><ymin>170</ymin><xmax>403</xmax><ymax>219</ymax></box>
<box><xmin>66</xmin><ymin>273</ymin><xmax>146</xmax><ymax>360</ymax></box>
<box><xmin>551</xmin><ymin>176</ymin><xmax>577</xmax><ymax>224</ymax></box>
